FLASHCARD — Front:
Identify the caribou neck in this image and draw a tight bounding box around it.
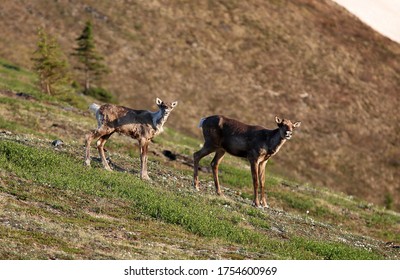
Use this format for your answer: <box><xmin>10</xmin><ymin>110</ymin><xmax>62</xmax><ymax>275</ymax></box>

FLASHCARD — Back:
<box><xmin>151</xmin><ymin>109</ymin><xmax>170</xmax><ymax>132</ymax></box>
<box><xmin>267</xmin><ymin>128</ymin><xmax>287</xmax><ymax>154</ymax></box>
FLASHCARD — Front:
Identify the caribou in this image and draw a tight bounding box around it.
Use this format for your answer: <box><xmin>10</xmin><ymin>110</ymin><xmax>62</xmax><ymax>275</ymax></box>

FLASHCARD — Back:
<box><xmin>193</xmin><ymin>115</ymin><xmax>301</xmax><ymax>207</ymax></box>
<box><xmin>84</xmin><ymin>98</ymin><xmax>178</xmax><ymax>180</ymax></box>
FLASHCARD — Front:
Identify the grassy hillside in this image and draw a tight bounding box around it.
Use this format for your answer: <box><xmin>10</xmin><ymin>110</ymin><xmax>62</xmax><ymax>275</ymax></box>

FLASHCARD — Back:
<box><xmin>0</xmin><ymin>60</ymin><xmax>399</xmax><ymax>259</ymax></box>
<box><xmin>0</xmin><ymin>0</ymin><xmax>399</xmax><ymax>210</ymax></box>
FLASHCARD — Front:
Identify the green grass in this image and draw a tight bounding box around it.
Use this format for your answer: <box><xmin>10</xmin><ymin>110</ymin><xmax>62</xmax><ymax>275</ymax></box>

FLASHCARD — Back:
<box><xmin>0</xmin><ymin>115</ymin><xmax>21</xmax><ymax>132</ymax></box>
<box><xmin>217</xmin><ymin>163</ymin><xmax>252</xmax><ymax>189</ymax></box>
<box><xmin>156</xmin><ymin>127</ymin><xmax>200</xmax><ymax>156</ymax></box>
<box><xmin>0</xmin><ymin>140</ymin><xmax>259</xmax><ymax>245</ymax></box>
<box><xmin>269</xmin><ymin>193</ymin><xmax>340</xmax><ymax>226</ymax></box>
<box><xmin>363</xmin><ymin>211</ymin><xmax>400</xmax><ymax>241</ymax></box>
<box><xmin>0</xmin><ymin>139</ymin><xmax>385</xmax><ymax>259</ymax></box>
<box><xmin>292</xmin><ymin>238</ymin><xmax>375</xmax><ymax>260</ymax></box>
<box><xmin>0</xmin><ymin>58</ymin><xmax>88</xmax><ymax>109</ymax></box>
<box><xmin>0</xmin><ymin>58</ymin><xmax>40</xmax><ymax>95</ymax></box>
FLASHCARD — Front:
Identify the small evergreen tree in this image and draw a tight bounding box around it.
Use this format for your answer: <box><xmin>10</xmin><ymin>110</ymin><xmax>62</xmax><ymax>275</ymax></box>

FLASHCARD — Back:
<box><xmin>32</xmin><ymin>28</ymin><xmax>70</xmax><ymax>95</ymax></box>
<box><xmin>72</xmin><ymin>20</ymin><xmax>109</xmax><ymax>93</ymax></box>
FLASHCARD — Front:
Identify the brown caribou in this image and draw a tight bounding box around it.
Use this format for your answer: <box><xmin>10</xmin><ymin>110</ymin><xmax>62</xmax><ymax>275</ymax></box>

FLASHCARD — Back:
<box><xmin>84</xmin><ymin>98</ymin><xmax>178</xmax><ymax>180</ymax></box>
<box><xmin>193</xmin><ymin>115</ymin><xmax>301</xmax><ymax>207</ymax></box>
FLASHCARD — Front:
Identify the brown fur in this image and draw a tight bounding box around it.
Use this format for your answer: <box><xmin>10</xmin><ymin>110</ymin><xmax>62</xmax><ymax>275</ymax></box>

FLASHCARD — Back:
<box><xmin>193</xmin><ymin>115</ymin><xmax>301</xmax><ymax>207</ymax></box>
<box><xmin>84</xmin><ymin>98</ymin><xmax>177</xmax><ymax>180</ymax></box>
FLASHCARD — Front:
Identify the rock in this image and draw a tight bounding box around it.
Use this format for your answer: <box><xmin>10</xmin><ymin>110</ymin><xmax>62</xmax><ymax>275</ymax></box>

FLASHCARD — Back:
<box><xmin>16</xmin><ymin>92</ymin><xmax>35</xmax><ymax>100</ymax></box>
<box><xmin>1</xmin><ymin>130</ymin><xmax>12</xmax><ymax>135</ymax></box>
<box><xmin>51</xmin><ymin>140</ymin><xmax>64</xmax><ymax>147</ymax></box>
<box><xmin>162</xmin><ymin>150</ymin><xmax>177</xmax><ymax>161</ymax></box>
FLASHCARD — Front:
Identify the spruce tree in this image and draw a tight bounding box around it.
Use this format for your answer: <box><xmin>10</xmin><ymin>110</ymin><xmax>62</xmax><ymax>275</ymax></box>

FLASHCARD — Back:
<box><xmin>32</xmin><ymin>28</ymin><xmax>70</xmax><ymax>95</ymax></box>
<box><xmin>72</xmin><ymin>20</ymin><xmax>109</xmax><ymax>92</ymax></box>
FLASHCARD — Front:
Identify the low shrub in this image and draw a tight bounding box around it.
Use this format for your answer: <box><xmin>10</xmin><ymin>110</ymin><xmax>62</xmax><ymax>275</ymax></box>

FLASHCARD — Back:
<box><xmin>84</xmin><ymin>87</ymin><xmax>116</xmax><ymax>103</ymax></box>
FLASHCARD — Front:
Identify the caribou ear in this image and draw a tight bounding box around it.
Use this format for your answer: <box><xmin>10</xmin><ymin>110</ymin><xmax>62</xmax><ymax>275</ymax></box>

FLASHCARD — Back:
<box><xmin>275</xmin><ymin>116</ymin><xmax>283</xmax><ymax>124</ymax></box>
<box><xmin>293</xmin><ymin>121</ymin><xmax>301</xmax><ymax>128</ymax></box>
<box><xmin>156</xmin><ymin>98</ymin><xmax>163</xmax><ymax>105</ymax></box>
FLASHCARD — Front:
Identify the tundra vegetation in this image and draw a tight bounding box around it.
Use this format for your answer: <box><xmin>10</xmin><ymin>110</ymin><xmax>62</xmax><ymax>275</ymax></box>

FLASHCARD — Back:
<box><xmin>0</xmin><ymin>0</ymin><xmax>399</xmax><ymax>211</ymax></box>
<box><xmin>0</xmin><ymin>60</ymin><xmax>399</xmax><ymax>260</ymax></box>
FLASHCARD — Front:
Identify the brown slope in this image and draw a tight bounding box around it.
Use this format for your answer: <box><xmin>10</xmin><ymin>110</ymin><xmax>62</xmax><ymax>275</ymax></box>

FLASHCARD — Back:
<box><xmin>0</xmin><ymin>0</ymin><xmax>399</xmax><ymax>209</ymax></box>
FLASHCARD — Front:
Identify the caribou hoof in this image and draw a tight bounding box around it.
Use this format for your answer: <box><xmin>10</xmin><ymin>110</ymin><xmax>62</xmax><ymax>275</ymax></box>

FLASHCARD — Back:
<box><xmin>252</xmin><ymin>201</ymin><xmax>261</xmax><ymax>208</ymax></box>
<box><xmin>141</xmin><ymin>175</ymin><xmax>151</xmax><ymax>181</ymax></box>
<box><xmin>261</xmin><ymin>201</ymin><xmax>269</xmax><ymax>209</ymax></box>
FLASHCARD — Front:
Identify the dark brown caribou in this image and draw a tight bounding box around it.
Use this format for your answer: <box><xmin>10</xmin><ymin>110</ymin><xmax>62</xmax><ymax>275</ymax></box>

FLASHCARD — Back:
<box><xmin>193</xmin><ymin>115</ymin><xmax>301</xmax><ymax>207</ymax></box>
